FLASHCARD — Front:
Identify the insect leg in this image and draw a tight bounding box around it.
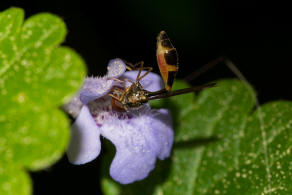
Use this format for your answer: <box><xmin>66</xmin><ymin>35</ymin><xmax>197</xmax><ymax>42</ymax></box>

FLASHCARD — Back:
<box><xmin>108</xmin><ymin>87</ymin><xmax>124</xmax><ymax>100</ymax></box>
<box><xmin>123</xmin><ymin>59</ymin><xmax>144</xmax><ymax>71</ymax></box>
<box><xmin>135</xmin><ymin>61</ymin><xmax>146</xmax><ymax>81</ymax></box>
<box><xmin>183</xmin><ymin>57</ymin><xmax>255</xmax><ymax>95</ymax></box>
<box><xmin>137</xmin><ymin>66</ymin><xmax>153</xmax><ymax>81</ymax></box>
<box><xmin>184</xmin><ymin>57</ymin><xmax>224</xmax><ymax>82</ymax></box>
<box><xmin>108</xmin><ymin>77</ymin><xmax>127</xmax><ymax>88</ymax></box>
<box><xmin>124</xmin><ymin>78</ymin><xmax>135</xmax><ymax>84</ymax></box>
<box><xmin>121</xmin><ymin>60</ymin><xmax>153</xmax><ymax>82</ymax></box>
<box><xmin>108</xmin><ymin>93</ymin><xmax>120</xmax><ymax>101</ymax></box>
<box><xmin>184</xmin><ymin>57</ymin><xmax>261</xmax><ymax>113</ymax></box>
<box><xmin>118</xmin><ymin>90</ymin><xmax>127</xmax><ymax>102</ymax></box>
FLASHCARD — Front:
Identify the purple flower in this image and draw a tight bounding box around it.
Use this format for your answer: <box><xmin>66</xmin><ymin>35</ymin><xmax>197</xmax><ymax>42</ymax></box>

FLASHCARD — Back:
<box><xmin>64</xmin><ymin>59</ymin><xmax>174</xmax><ymax>184</ymax></box>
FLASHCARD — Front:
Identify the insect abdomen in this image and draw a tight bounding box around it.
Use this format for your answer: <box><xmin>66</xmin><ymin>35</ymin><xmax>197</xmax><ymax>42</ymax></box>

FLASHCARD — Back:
<box><xmin>156</xmin><ymin>31</ymin><xmax>179</xmax><ymax>91</ymax></box>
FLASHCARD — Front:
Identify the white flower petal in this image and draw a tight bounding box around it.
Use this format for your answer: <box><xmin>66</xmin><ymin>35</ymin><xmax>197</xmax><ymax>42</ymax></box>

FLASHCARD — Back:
<box><xmin>67</xmin><ymin>106</ymin><xmax>101</xmax><ymax>164</ymax></box>
<box><xmin>80</xmin><ymin>77</ymin><xmax>114</xmax><ymax>104</ymax></box>
<box><xmin>107</xmin><ymin>58</ymin><xmax>126</xmax><ymax>78</ymax></box>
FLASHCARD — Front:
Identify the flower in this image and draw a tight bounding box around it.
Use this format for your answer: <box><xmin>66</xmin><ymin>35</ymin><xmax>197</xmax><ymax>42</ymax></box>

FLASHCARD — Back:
<box><xmin>64</xmin><ymin>59</ymin><xmax>174</xmax><ymax>184</ymax></box>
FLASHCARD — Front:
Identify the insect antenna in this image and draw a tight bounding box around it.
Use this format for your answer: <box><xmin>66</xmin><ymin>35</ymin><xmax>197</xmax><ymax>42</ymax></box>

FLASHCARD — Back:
<box><xmin>184</xmin><ymin>57</ymin><xmax>224</xmax><ymax>82</ymax></box>
<box><xmin>147</xmin><ymin>83</ymin><xmax>216</xmax><ymax>100</ymax></box>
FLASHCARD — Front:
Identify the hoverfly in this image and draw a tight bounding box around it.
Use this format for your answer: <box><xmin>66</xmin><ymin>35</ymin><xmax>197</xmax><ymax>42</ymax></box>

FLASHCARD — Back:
<box><xmin>109</xmin><ymin>31</ymin><xmax>215</xmax><ymax>111</ymax></box>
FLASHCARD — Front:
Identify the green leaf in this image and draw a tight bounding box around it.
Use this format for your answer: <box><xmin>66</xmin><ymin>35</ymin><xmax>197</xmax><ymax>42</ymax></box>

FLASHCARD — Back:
<box><xmin>101</xmin><ymin>79</ymin><xmax>292</xmax><ymax>194</ymax></box>
<box><xmin>0</xmin><ymin>109</ymin><xmax>70</xmax><ymax>170</ymax></box>
<box><xmin>207</xmin><ymin>102</ymin><xmax>292</xmax><ymax>194</ymax></box>
<box><xmin>0</xmin><ymin>8</ymin><xmax>24</xmax><ymax>78</ymax></box>
<box><xmin>0</xmin><ymin>8</ymin><xmax>82</xmax><ymax>115</ymax></box>
<box><xmin>0</xmin><ymin>163</ymin><xmax>31</xmax><ymax>195</ymax></box>
<box><xmin>0</xmin><ymin>7</ymin><xmax>86</xmax><ymax>194</ymax></box>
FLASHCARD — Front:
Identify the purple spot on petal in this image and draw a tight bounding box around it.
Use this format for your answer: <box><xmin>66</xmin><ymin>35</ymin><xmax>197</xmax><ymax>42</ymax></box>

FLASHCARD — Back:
<box><xmin>97</xmin><ymin>123</ymin><xmax>102</xmax><ymax>127</ymax></box>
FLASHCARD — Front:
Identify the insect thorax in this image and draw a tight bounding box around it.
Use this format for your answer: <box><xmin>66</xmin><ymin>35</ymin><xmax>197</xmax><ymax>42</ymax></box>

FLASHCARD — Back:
<box><xmin>123</xmin><ymin>82</ymin><xmax>149</xmax><ymax>109</ymax></box>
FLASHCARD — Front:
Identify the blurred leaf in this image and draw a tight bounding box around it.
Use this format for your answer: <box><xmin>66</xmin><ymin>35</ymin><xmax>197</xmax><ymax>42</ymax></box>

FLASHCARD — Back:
<box><xmin>101</xmin><ymin>79</ymin><xmax>292</xmax><ymax>194</ymax></box>
<box><xmin>0</xmin><ymin>7</ymin><xmax>86</xmax><ymax>194</ymax></box>
<box><xmin>0</xmin><ymin>109</ymin><xmax>69</xmax><ymax>170</ymax></box>
<box><xmin>0</xmin><ymin>163</ymin><xmax>31</xmax><ymax>195</ymax></box>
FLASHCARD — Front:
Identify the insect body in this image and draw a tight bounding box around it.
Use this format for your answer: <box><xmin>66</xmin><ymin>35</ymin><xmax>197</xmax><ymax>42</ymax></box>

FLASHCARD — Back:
<box><xmin>109</xmin><ymin>31</ymin><xmax>215</xmax><ymax>111</ymax></box>
<box><xmin>110</xmin><ymin>80</ymin><xmax>149</xmax><ymax>111</ymax></box>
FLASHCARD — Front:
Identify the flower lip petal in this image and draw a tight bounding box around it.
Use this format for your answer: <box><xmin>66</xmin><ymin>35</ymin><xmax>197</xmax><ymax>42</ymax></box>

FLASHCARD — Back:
<box><xmin>151</xmin><ymin>109</ymin><xmax>174</xmax><ymax>160</ymax></box>
<box><xmin>67</xmin><ymin>106</ymin><xmax>101</xmax><ymax>165</ymax></box>
<box><xmin>99</xmin><ymin>109</ymin><xmax>165</xmax><ymax>184</ymax></box>
<box><xmin>110</xmin><ymin>148</ymin><xmax>156</xmax><ymax>184</ymax></box>
<box><xmin>107</xmin><ymin>58</ymin><xmax>127</xmax><ymax>78</ymax></box>
<box><xmin>121</xmin><ymin>70</ymin><xmax>164</xmax><ymax>92</ymax></box>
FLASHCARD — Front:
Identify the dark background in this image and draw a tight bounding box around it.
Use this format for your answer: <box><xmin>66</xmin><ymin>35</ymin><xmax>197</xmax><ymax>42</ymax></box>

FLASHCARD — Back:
<box><xmin>1</xmin><ymin>0</ymin><xmax>291</xmax><ymax>194</ymax></box>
